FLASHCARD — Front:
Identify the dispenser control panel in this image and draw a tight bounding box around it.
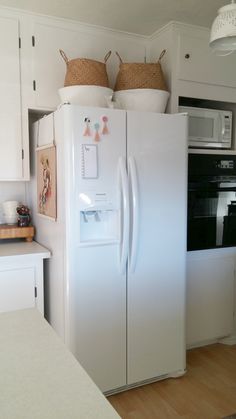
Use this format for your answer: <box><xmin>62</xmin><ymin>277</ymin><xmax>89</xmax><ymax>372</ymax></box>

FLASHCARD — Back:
<box><xmin>79</xmin><ymin>191</ymin><xmax>113</xmax><ymax>211</ymax></box>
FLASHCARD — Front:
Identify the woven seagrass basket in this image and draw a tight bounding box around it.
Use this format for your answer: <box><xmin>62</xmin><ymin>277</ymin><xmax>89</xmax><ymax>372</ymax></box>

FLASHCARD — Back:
<box><xmin>59</xmin><ymin>50</ymin><xmax>111</xmax><ymax>87</ymax></box>
<box><xmin>114</xmin><ymin>50</ymin><xmax>168</xmax><ymax>91</ymax></box>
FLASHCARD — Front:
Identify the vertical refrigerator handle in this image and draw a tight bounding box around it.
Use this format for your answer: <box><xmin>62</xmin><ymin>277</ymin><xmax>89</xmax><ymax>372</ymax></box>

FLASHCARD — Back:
<box><xmin>128</xmin><ymin>156</ymin><xmax>139</xmax><ymax>273</ymax></box>
<box><xmin>118</xmin><ymin>157</ymin><xmax>129</xmax><ymax>274</ymax></box>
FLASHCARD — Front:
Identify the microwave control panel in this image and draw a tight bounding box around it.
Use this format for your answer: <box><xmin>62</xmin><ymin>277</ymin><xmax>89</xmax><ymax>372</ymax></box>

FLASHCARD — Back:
<box><xmin>223</xmin><ymin>114</ymin><xmax>231</xmax><ymax>140</ymax></box>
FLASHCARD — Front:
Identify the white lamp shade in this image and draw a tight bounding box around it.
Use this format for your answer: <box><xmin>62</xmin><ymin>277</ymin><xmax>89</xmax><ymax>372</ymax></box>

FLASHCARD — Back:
<box><xmin>210</xmin><ymin>2</ymin><xmax>236</xmax><ymax>51</ymax></box>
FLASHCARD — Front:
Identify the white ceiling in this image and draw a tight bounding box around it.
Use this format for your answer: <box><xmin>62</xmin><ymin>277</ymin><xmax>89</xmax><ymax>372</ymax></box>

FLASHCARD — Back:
<box><xmin>0</xmin><ymin>0</ymin><xmax>226</xmax><ymax>36</ymax></box>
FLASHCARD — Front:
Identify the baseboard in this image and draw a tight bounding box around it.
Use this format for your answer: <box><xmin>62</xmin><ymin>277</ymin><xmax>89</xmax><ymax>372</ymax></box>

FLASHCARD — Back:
<box><xmin>169</xmin><ymin>368</ymin><xmax>186</xmax><ymax>378</ymax></box>
<box><xmin>187</xmin><ymin>335</ymin><xmax>236</xmax><ymax>349</ymax></box>
<box><xmin>219</xmin><ymin>335</ymin><xmax>236</xmax><ymax>345</ymax></box>
<box><xmin>186</xmin><ymin>338</ymin><xmax>218</xmax><ymax>350</ymax></box>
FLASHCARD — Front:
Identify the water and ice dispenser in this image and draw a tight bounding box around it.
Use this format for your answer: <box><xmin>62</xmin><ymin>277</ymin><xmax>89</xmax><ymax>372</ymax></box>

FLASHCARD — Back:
<box><xmin>79</xmin><ymin>193</ymin><xmax>119</xmax><ymax>245</ymax></box>
<box><xmin>78</xmin><ymin>143</ymin><xmax>120</xmax><ymax>246</ymax></box>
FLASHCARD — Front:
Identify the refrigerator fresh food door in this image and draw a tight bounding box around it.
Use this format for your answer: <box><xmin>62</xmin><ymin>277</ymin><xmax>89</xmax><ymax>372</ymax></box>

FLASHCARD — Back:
<box><xmin>127</xmin><ymin>111</ymin><xmax>188</xmax><ymax>385</ymax></box>
<box><xmin>63</xmin><ymin>105</ymin><xmax>127</xmax><ymax>392</ymax></box>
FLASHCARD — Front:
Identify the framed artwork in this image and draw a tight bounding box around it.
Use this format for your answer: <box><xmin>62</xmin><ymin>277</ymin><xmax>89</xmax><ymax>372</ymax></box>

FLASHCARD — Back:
<box><xmin>36</xmin><ymin>145</ymin><xmax>57</xmax><ymax>220</ymax></box>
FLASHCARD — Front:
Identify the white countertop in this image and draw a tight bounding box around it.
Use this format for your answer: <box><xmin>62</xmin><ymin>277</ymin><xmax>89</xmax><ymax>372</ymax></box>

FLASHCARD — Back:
<box><xmin>0</xmin><ymin>240</ymin><xmax>51</xmax><ymax>259</ymax></box>
<box><xmin>0</xmin><ymin>308</ymin><xmax>120</xmax><ymax>419</ymax></box>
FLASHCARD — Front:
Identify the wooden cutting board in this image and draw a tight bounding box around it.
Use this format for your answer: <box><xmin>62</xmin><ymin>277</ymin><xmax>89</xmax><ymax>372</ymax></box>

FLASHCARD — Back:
<box><xmin>0</xmin><ymin>225</ymin><xmax>35</xmax><ymax>242</ymax></box>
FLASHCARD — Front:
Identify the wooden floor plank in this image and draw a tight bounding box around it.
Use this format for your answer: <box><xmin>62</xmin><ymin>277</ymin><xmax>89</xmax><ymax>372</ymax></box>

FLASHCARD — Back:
<box><xmin>108</xmin><ymin>344</ymin><xmax>236</xmax><ymax>419</ymax></box>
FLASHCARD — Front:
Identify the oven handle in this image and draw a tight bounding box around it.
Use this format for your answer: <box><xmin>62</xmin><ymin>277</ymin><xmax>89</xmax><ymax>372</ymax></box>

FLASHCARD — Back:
<box><xmin>189</xmin><ymin>187</ymin><xmax>236</xmax><ymax>192</ymax></box>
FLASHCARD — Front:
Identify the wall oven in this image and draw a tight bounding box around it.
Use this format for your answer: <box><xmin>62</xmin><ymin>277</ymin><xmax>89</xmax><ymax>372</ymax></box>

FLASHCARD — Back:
<box><xmin>188</xmin><ymin>154</ymin><xmax>236</xmax><ymax>251</ymax></box>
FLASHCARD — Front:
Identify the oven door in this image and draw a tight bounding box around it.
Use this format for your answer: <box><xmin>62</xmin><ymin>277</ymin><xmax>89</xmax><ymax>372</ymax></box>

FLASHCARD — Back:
<box><xmin>188</xmin><ymin>179</ymin><xmax>236</xmax><ymax>251</ymax></box>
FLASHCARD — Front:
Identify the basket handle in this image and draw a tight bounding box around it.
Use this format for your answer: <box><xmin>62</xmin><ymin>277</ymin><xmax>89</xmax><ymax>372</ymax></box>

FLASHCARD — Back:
<box><xmin>158</xmin><ymin>49</ymin><xmax>166</xmax><ymax>61</ymax></box>
<box><xmin>104</xmin><ymin>50</ymin><xmax>112</xmax><ymax>63</ymax></box>
<box><xmin>115</xmin><ymin>51</ymin><xmax>123</xmax><ymax>64</ymax></box>
<box><xmin>59</xmin><ymin>49</ymin><xmax>69</xmax><ymax>64</ymax></box>
<box><xmin>115</xmin><ymin>50</ymin><xmax>166</xmax><ymax>64</ymax></box>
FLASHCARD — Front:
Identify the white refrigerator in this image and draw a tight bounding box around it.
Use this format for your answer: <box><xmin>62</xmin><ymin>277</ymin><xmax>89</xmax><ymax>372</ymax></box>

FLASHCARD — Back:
<box><xmin>29</xmin><ymin>104</ymin><xmax>188</xmax><ymax>394</ymax></box>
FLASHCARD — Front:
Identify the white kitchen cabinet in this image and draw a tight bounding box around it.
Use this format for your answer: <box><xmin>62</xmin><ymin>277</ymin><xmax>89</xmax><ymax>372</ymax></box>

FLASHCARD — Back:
<box><xmin>0</xmin><ymin>267</ymin><xmax>36</xmax><ymax>313</ymax></box>
<box><xmin>149</xmin><ymin>22</ymin><xmax>236</xmax><ymax>112</ymax></box>
<box><xmin>0</xmin><ymin>16</ymin><xmax>23</xmax><ymax>180</ymax></box>
<box><xmin>0</xmin><ymin>241</ymin><xmax>50</xmax><ymax>314</ymax></box>
<box><xmin>30</xmin><ymin>18</ymin><xmax>146</xmax><ymax>109</ymax></box>
<box><xmin>186</xmin><ymin>249</ymin><xmax>235</xmax><ymax>347</ymax></box>
<box><xmin>177</xmin><ymin>33</ymin><xmax>236</xmax><ymax>89</ymax></box>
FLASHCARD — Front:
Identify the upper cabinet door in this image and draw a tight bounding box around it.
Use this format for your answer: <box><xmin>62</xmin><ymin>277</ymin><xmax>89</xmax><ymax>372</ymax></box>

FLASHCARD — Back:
<box><xmin>31</xmin><ymin>20</ymin><xmax>146</xmax><ymax>109</ymax></box>
<box><xmin>0</xmin><ymin>16</ymin><xmax>23</xmax><ymax>180</ymax></box>
<box><xmin>177</xmin><ymin>33</ymin><xmax>236</xmax><ymax>88</ymax></box>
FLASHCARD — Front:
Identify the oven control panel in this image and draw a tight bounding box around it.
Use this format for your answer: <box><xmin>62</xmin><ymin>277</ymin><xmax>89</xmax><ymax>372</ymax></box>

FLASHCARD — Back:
<box><xmin>216</xmin><ymin>160</ymin><xmax>234</xmax><ymax>169</ymax></box>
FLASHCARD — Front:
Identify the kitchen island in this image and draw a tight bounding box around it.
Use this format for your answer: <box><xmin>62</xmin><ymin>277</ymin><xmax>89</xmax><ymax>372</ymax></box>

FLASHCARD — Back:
<box><xmin>0</xmin><ymin>308</ymin><xmax>120</xmax><ymax>419</ymax></box>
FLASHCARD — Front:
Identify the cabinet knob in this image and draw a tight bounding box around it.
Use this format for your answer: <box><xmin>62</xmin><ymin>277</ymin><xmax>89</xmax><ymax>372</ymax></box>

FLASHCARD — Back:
<box><xmin>185</xmin><ymin>53</ymin><xmax>190</xmax><ymax>59</ymax></box>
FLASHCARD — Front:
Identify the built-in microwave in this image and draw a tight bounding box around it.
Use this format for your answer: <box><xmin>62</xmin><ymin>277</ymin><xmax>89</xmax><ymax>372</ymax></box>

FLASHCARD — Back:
<box><xmin>179</xmin><ymin>106</ymin><xmax>232</xmax><ymax>149</ymax></box>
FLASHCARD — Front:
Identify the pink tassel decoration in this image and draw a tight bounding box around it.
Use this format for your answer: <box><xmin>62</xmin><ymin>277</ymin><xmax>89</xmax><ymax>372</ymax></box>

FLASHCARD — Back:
<box><xmin>101</xmin><ymin>115</ymin><xmax>109</xmax><ymax>135</ymax></box>
<box><xmin>83</xmin><ymin>118</ymin><xmax>91</xmax><ymax>136</ymax></box>
<box><xmin>94</xmin><ymin>123</ymin><xmax>100</xmax><ymax>142</ymax></box>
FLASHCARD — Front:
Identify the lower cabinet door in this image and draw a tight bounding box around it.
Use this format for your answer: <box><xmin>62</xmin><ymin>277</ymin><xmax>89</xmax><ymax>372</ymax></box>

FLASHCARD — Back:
<box><xmin>0</xmin><ymin>267</ymin><xmax>36</xmax><ymax>313</ymax></box>
<box><xmin>186</xmin><ymin>252</ymin><xmax>235</xmax><ymax>347</ymax></box>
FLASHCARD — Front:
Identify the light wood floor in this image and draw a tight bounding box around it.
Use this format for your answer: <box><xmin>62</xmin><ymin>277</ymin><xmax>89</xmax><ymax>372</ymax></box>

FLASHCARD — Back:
<box><xmin>108</xmin><ymin>344</ymin><xmax>236</xmax><ymax>419</ymax></box>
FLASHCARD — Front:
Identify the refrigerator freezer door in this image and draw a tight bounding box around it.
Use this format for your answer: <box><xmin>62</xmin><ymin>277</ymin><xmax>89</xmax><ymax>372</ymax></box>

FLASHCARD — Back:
<box><xmin>63</xmin><ymin>106</ymin><xmax>127</xmax><ymax>392</ymax></box>
<box><xmin>127</xmin><ymin>111</ymin><xmax>188</xmax><ymax>385</ymax></box>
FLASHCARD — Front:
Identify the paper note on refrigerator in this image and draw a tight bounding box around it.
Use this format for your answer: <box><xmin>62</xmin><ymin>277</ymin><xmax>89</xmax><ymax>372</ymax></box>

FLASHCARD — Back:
<box><xmin>81</xmin><ymin>144</ymin><xmax>98</xmax><ymax>179</ymax></box>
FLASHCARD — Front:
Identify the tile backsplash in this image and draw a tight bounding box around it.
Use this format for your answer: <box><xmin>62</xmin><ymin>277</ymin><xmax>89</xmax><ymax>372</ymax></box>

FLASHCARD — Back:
<box><xmin>0</xmin><ymin>182</ymin><xmax>26</xmax><ymax>223</ymax></box>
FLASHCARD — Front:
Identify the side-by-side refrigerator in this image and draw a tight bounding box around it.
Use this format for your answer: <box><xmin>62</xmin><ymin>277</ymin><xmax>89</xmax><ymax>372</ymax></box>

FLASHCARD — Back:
<box><xmin>28</xmin><ymin>104</ymin><xmax>188</xmax><ymax>394</ymax></box>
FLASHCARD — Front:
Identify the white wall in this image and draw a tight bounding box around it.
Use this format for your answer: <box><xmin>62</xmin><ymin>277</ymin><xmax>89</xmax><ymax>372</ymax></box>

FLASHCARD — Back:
<box><xmin>0</xmin><ymin>182</ymin><xmax>26</xmax><ymax>223</ymax></box>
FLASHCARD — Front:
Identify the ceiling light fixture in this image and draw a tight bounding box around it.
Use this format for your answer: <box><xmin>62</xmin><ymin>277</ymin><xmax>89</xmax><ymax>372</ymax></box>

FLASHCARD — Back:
<box><xmin>209</xmin><ymin>0</ymin><xmax>236</xmax><ymax>54</ymax></box>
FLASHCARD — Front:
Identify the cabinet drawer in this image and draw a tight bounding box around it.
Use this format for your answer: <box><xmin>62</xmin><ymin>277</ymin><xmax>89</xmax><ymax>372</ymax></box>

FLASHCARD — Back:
<box><xmin>177</xmin><ymin>33</ymin><xmax>236</xmax><ymax>88</ymax></box>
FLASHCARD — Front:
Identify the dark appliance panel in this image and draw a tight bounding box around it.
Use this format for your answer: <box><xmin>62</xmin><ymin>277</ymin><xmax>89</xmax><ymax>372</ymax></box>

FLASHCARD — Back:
<box><xmin>188</xmin><ymin>154</ymin><xmax>236</xmax><ymax>251</ymax></box>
